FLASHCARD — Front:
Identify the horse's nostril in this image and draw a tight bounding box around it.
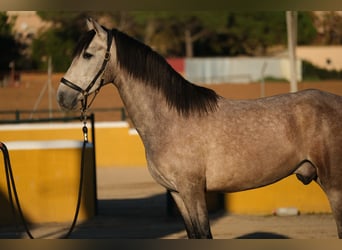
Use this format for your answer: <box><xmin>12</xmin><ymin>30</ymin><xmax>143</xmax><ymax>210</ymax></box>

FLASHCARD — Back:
<box><xmin>57</xmin><ymin>92</ymin><xmax>71</xmax><ymax>110</ymax></box>
<box><xmin>71</xmin><ymin>98</ymin><xmax>79</xmax><ymax>109</ymax></box>
<box><xmin>57</xmin><ymin>93</ymin><xmax>64</xmax><ymax>104</ymax></box>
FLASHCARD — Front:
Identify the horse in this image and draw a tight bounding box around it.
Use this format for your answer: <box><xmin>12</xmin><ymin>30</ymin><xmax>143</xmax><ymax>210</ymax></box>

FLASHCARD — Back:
<box><xmin>57</xmin><ymin>18</ymin><xmax>342</xmax><ymax>239</ymax></box>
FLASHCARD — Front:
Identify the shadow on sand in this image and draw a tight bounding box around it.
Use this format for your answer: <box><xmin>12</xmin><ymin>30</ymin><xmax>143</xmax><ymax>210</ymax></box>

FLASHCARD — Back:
<box><xmin>235</xmin><ymin>232</ymin><xmax>289</xmax><ymax>239</ymax></box>
<box><xmin>69</xmin><ymin>192</ymin><xmax>226</xmax><ymax>239</ymax></box>
<box><xmin>0</xmin><ymin>190</ymin><xmax>33</xmax><ymax>239</ymax></box>
<box><xmin>0</xmin><ymin>191</ymin><xmax>289</xmax><ymax>239</ymax></box>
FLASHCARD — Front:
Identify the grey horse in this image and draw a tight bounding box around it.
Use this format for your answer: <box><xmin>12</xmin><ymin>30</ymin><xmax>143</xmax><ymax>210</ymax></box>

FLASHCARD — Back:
<box><xmin>57</xmin><ymin>18</ymin><xmax>342</xmax><ymax>238</ymax></box>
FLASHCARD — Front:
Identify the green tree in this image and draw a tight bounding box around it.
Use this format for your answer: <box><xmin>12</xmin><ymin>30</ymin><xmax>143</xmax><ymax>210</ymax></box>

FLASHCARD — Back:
<box><xmin>130</xmin><ymin>11</ymin><xmax>317</xmax><ymax>57</ymax></box>
<box><xmin>31</xmin><ymin>11</ymin><xmax>90</xmax><ymax>72</ymax></box>
<box><xmin>131</xmin><ymin>11</ymin><xmax>228</xmax><ymax>57</ymax></box>
<box><xmin>0</xmin><ymin>12</ymin><xmax>20</xmax><ymax>70</ymax></box>
<box><xmin>195</xmin><ymin>11</ymin><xmax>316</xmax><ymax>57</ymax></box>
<box><xmin>222</xmin><ymin>12</ymin><xmax>287</xmax><ymax>56</ymax></box>
<box><xmin>297</xmin><ymin>12</ymin><xmax>317</xmax><ymax>45</ymax></box>
<box><xmin>28</xmin><ymin>11</ymin><xmax>320</xmax><ymax>70</ymax></box>
<box><xmin>31</xmin><ymin>28</ymin><xmax>75</xmax><ymax>71</ymax></box>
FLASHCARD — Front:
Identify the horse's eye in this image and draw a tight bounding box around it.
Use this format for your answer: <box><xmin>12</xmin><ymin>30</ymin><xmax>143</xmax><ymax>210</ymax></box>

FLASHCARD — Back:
<box><xmin>83</xmin><ymin>52</ymin><xmax>93</xmax><ymax>59</ymax></box>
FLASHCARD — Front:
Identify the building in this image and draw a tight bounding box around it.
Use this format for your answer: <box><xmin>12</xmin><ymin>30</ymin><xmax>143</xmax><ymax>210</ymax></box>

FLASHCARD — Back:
<box><xmin>296</xmin><ymin>46</ymin><xmax>342</xmax><ymax>71</ymax></box>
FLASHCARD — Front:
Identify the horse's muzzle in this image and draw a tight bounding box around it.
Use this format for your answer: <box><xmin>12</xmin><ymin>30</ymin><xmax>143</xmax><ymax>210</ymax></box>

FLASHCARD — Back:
<box><xmin>57</xmin><ymin>89</ymin><xmax>80</xmax><ymax>111</ymax></box>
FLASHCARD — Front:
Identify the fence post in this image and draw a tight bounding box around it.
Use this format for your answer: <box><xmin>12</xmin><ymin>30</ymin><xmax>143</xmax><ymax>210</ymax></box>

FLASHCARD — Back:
<box><xmin>15</xmin><ymin>110</ymin><xmax>20</xmax><ymax>122</ymax></box>
<box><xmin>120</xmin><ymin>108</ymin><xmax>126</xmax><ymax>121</ymax></box>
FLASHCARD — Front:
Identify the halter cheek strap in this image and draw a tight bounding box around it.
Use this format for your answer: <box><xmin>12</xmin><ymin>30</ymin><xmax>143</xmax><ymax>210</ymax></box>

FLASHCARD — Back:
<box><xmin>60</xmin><ymin>29</ymin><xmax>113</xmax><ymax>114</ymax></box>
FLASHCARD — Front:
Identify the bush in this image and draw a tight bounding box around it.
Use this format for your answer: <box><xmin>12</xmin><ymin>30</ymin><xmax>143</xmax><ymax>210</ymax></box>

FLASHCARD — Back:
<box><xmin>302</xmin><ymin>60</ymin><xmax>342</xmax><ymax>81</ymax></box>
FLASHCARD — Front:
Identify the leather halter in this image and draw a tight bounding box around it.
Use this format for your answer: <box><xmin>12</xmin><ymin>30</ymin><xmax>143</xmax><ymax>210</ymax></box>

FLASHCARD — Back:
<box><xmin>60</xmin><ymin>29</ymin><xmax>113</xmax><ymax>114</ymax></box>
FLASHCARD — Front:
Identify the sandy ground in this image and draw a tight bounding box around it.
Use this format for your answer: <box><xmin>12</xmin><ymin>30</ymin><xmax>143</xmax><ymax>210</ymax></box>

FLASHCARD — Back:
<box><xmin>0</xmin><ymin>167</ymin><xmax>337</xmax><ymax>239</ymax></box>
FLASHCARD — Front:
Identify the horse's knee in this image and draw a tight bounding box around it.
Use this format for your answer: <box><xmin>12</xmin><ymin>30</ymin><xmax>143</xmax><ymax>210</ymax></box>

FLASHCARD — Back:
<box><xmin>170</xmin><ymin>190</ymin><xmax>212</xmax><ymax>239</ymax></box>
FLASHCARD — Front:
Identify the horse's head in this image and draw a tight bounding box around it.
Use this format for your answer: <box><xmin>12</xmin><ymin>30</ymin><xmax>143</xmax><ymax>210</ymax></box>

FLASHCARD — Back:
<box><xmin>57</xmin><ymin>18</ymin><xmax>113</xmax><ymax>111</ymax></box>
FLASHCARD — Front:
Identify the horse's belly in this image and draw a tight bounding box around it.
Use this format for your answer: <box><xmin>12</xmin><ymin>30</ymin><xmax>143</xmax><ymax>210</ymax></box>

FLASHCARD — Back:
<box><xmin>205</xmin><ymin>154</ymin><xmax>298</xmax><ymax>192</ymax></box>
<box><xmin>206</xmin><ymin>169</ymin><xmax>288</xmax><ymax>193</ymax></box>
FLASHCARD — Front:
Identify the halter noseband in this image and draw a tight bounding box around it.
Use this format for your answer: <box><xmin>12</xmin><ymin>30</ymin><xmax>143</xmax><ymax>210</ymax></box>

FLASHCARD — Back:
<box><xmin>60</xmin><ymin>29</ymin><xmax>113</xmax><ymax>115</ymax></box>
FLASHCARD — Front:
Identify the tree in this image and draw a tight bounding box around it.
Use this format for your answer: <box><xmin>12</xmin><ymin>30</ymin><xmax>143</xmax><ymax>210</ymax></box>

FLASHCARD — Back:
<box><xmin>180</xmin><ymin>12</ymin><xmax>228</xmax><ymax>58</ymax></box>
<box><xmin>27</xmin><ymin>10</ymin><xmax>322</xmax><ymax>70</ymax></box>
<box><xmin>221</xmin><ymin>12</ymin><xmax>287</xmax><ymax>56</ymax></box>
<box><xmin>131</xmin><ymin>11</ymin><xmax>228</xmax><ymax>57</ymax></box>
<box><xmin>31</xmin><ymin>28</ymin><xmax>75</xmax><ymax>71</ymax></box>
<box><xmin>31</xmin><ymin>11</ymin><xmax>91</xmax><ymax>72</ymax></box>
<box><xmin>130</xmin><ymin>11</ymin><xmax>317</xmax><ymax>57</ymax></box>
<box><xmin>297</xmin><ymin>12</ymin><xmax>317</xmax><ymax>45</ymax></box>
<box><xmin>317</xmin><ymin>11</ymin><xmax>342</xmax><ymax>45</ymax></box>
<box><xmin>0</xmin><ymin>12</ymin><xmax>20</xmax><ymax>71</ymax></box>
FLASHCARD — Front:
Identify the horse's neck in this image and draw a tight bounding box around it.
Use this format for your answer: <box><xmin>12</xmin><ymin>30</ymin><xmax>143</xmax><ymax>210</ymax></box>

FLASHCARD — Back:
<box><xmin>115</xmin><ymin>76</ymin><xmax>171</xmax><ymax>138</ymax></box>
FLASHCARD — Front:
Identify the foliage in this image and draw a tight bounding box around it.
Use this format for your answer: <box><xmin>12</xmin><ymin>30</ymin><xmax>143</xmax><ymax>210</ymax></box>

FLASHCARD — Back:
<box><xmin>317</xmin><ymin>11</ymin><xmax>342</xmax><ymax>45</ymax></box>
<box><xmin>130</xmin><ymin>11</ymin><xmax>316</xmax><ymax>57</ymax></box>
<box><xmin>222</xmin><ymin>12</ymin><xmax>287</xmax><ymax>56</ymax></box>
<box><xmin>0</xmin><ymin>12</ymin><xmax>20</xmax><ymax>71</ymax></box>
<box><xmin>128</xmin><ymin>11</ymin><xmax>228</xmax><ymax>57</ymax></box>
<box><xmin>25</xmin><ymin>11</ymin><xmax>331</xmax><ymax>71</ymax></box>
<box><xmin>31</xmin><ymin>11</ymin><xmax>91</xmax><ymax>72</ymax></box>
<box><xmin>302</xmin><ymin>60</ymin><xmax>342</xmax><ymax>80</ymax></box>
<box><xmin>31</xmin><ymin>28</ymin><xmax>75</xmax><ymax>71</ymax></box>
<box><xmin>297</xmin><ymin>12</ymin><xmax>317</xmax><ymax>45</ymax></box>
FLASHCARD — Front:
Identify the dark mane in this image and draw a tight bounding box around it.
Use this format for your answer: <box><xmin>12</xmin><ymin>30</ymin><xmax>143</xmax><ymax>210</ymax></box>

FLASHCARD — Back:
<box><xmin>112</xmin><ymin>29</ymin><xmax>220</xmax><ymax>117</ymax></box>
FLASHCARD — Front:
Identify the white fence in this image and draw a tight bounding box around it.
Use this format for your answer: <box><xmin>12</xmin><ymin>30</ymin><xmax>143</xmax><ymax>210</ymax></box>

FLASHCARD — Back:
<box><xmin>184</xmin><ymin>57</ymin><xmax>302</xmax><ymax>84</ymax></box>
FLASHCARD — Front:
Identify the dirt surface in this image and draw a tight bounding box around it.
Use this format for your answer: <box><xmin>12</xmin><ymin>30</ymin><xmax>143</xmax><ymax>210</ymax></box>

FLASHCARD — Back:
<box><xmin>0</xmin><ymin>167</ymin><xmax>337</xmax><ymax>239</ymax></box>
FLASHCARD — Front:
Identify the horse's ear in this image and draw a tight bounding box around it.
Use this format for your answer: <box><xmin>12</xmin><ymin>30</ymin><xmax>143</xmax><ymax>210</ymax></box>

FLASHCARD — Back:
<box><xmin>86</xmin><ymin>18</ymin><xmax>94</xmax><ymax>31</ymax></box>
<box><xmin>86</xmin><ymin>18</ymin><xmax>106</xmax><ymax>38</ymax></box>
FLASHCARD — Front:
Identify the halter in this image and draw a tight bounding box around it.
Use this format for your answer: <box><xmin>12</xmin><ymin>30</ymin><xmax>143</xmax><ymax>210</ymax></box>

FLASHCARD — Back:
<box><xmin>60</xmin><ymin>29</ymin><xmax>113</xmax><ymax>119</ymax></box>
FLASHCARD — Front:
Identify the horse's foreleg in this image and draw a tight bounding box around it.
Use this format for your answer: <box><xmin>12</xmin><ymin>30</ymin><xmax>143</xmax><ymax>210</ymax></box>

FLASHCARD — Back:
<box><xmin>170</xmin><ymin>190</ymin><xmax>212</xmax><ymax>239</ymax></box>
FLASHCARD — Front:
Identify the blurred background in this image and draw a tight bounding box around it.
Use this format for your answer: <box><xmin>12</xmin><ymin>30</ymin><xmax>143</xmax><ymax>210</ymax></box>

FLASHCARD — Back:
<box><xmin>0</xmin><ymin>11</ymin><xmax>341</xmax><ymax>122</ymax></box>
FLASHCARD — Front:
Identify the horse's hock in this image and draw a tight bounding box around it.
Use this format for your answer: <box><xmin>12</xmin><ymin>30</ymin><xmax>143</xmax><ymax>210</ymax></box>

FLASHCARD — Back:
<box><xmin>0</xmin><ymin>140</ymin><xmax>96</xmax><ymax>226</ymax></box>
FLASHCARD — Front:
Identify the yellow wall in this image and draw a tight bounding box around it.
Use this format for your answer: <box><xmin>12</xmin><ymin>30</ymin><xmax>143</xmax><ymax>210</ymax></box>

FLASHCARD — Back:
<box><xmin>225</xmin><ymin>175</ymin><xmax>331</xmax><ymax>215</ymax></box>
<box><xmin>93</xmin><ymin>123</ymin><xmax>146</xmax><ymax>167</ymax></box>
<box><xmin>0</xmin><ymin>121</ymin><xmax>147</xmax><ymax>167</ymax></box>
<box><xmin>0</xmin><ymin>140</ymin><xmax>95</xmax><ymax>224</ymax></box>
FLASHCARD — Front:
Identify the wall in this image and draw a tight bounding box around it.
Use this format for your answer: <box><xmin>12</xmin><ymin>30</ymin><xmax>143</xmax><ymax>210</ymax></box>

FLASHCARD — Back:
<box><xmin>0</xmin><ymin>121</ymin><xmax>147</xmax><ymax>167</ymax></box>
<box><xmin>185</xmin><ymin>57</ymin><xmax>302</xmax><ymax>84</ymax></box>
<box><xmin>167</xmin><ymin>57</ymin><xmax>302</xmax><ymax>83</ymax></box>
<box><xmin>225</xmin><ymin>175</ymin><xmax>331</xmax><ymax>215</ymax></box>
<box><xmin>297</xmin><ymin>46</ymin><xmax>342</xmax><ymax>71</ymax></box>
<box><xmin>0</xmin><ymin>140</ymin><xmax>95</xmax><ymax>224</ymax></box>
<box><xmin>0</xmin><ymin>121</ymin><xmax>144</xmax><ymax>225</ymax></box>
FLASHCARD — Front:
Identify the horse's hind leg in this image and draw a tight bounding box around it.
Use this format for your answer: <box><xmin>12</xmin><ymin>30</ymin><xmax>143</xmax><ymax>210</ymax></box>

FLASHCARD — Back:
<box><xmin>325</xmin><ymin>189</ymin><xmax>342</xmax><ymax>238</ymax></box>
<box><xmin>170</xmin><ymin>190</ymin><xmax>212</xmax><ymax>239</ymax></box>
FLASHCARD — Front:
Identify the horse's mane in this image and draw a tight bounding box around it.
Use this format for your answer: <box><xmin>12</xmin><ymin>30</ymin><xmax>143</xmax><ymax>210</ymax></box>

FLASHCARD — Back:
<box><xmin>113</xmin><ymin>29</ymin><xmax>220</xmax><ymax>117</ymax></box>
<box><xmin>73</xmin><ymin>29</ymin><xmax>96</xmax><ymax>58</ymax></box>
<box><xmin>74</xmin><ymin>28</ymin><xmax>220</xmax><ymax>117</ymax></box>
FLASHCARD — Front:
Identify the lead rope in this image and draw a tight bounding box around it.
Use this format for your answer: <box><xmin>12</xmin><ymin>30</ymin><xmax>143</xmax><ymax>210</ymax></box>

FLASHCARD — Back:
<box><xmin>62</xmin><ymin>113</ymin><xmax>88</xmax><ymax>238</ymax></box>
<box><xmin>0</xmin><ymin>117</ymin><xmax>89</xmax><ymax>239</ymax></box>
<box><xmin>0</xmin><ymin>142</ymin><xmax>34</xmax><ymax>239</ymax></box>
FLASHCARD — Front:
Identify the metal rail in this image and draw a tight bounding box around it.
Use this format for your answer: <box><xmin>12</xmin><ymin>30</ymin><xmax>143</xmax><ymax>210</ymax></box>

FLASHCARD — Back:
<box><xmin>0</xmin><ymin>107</ymin><xmax>127</xmax><ymax>124</ymax></box>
